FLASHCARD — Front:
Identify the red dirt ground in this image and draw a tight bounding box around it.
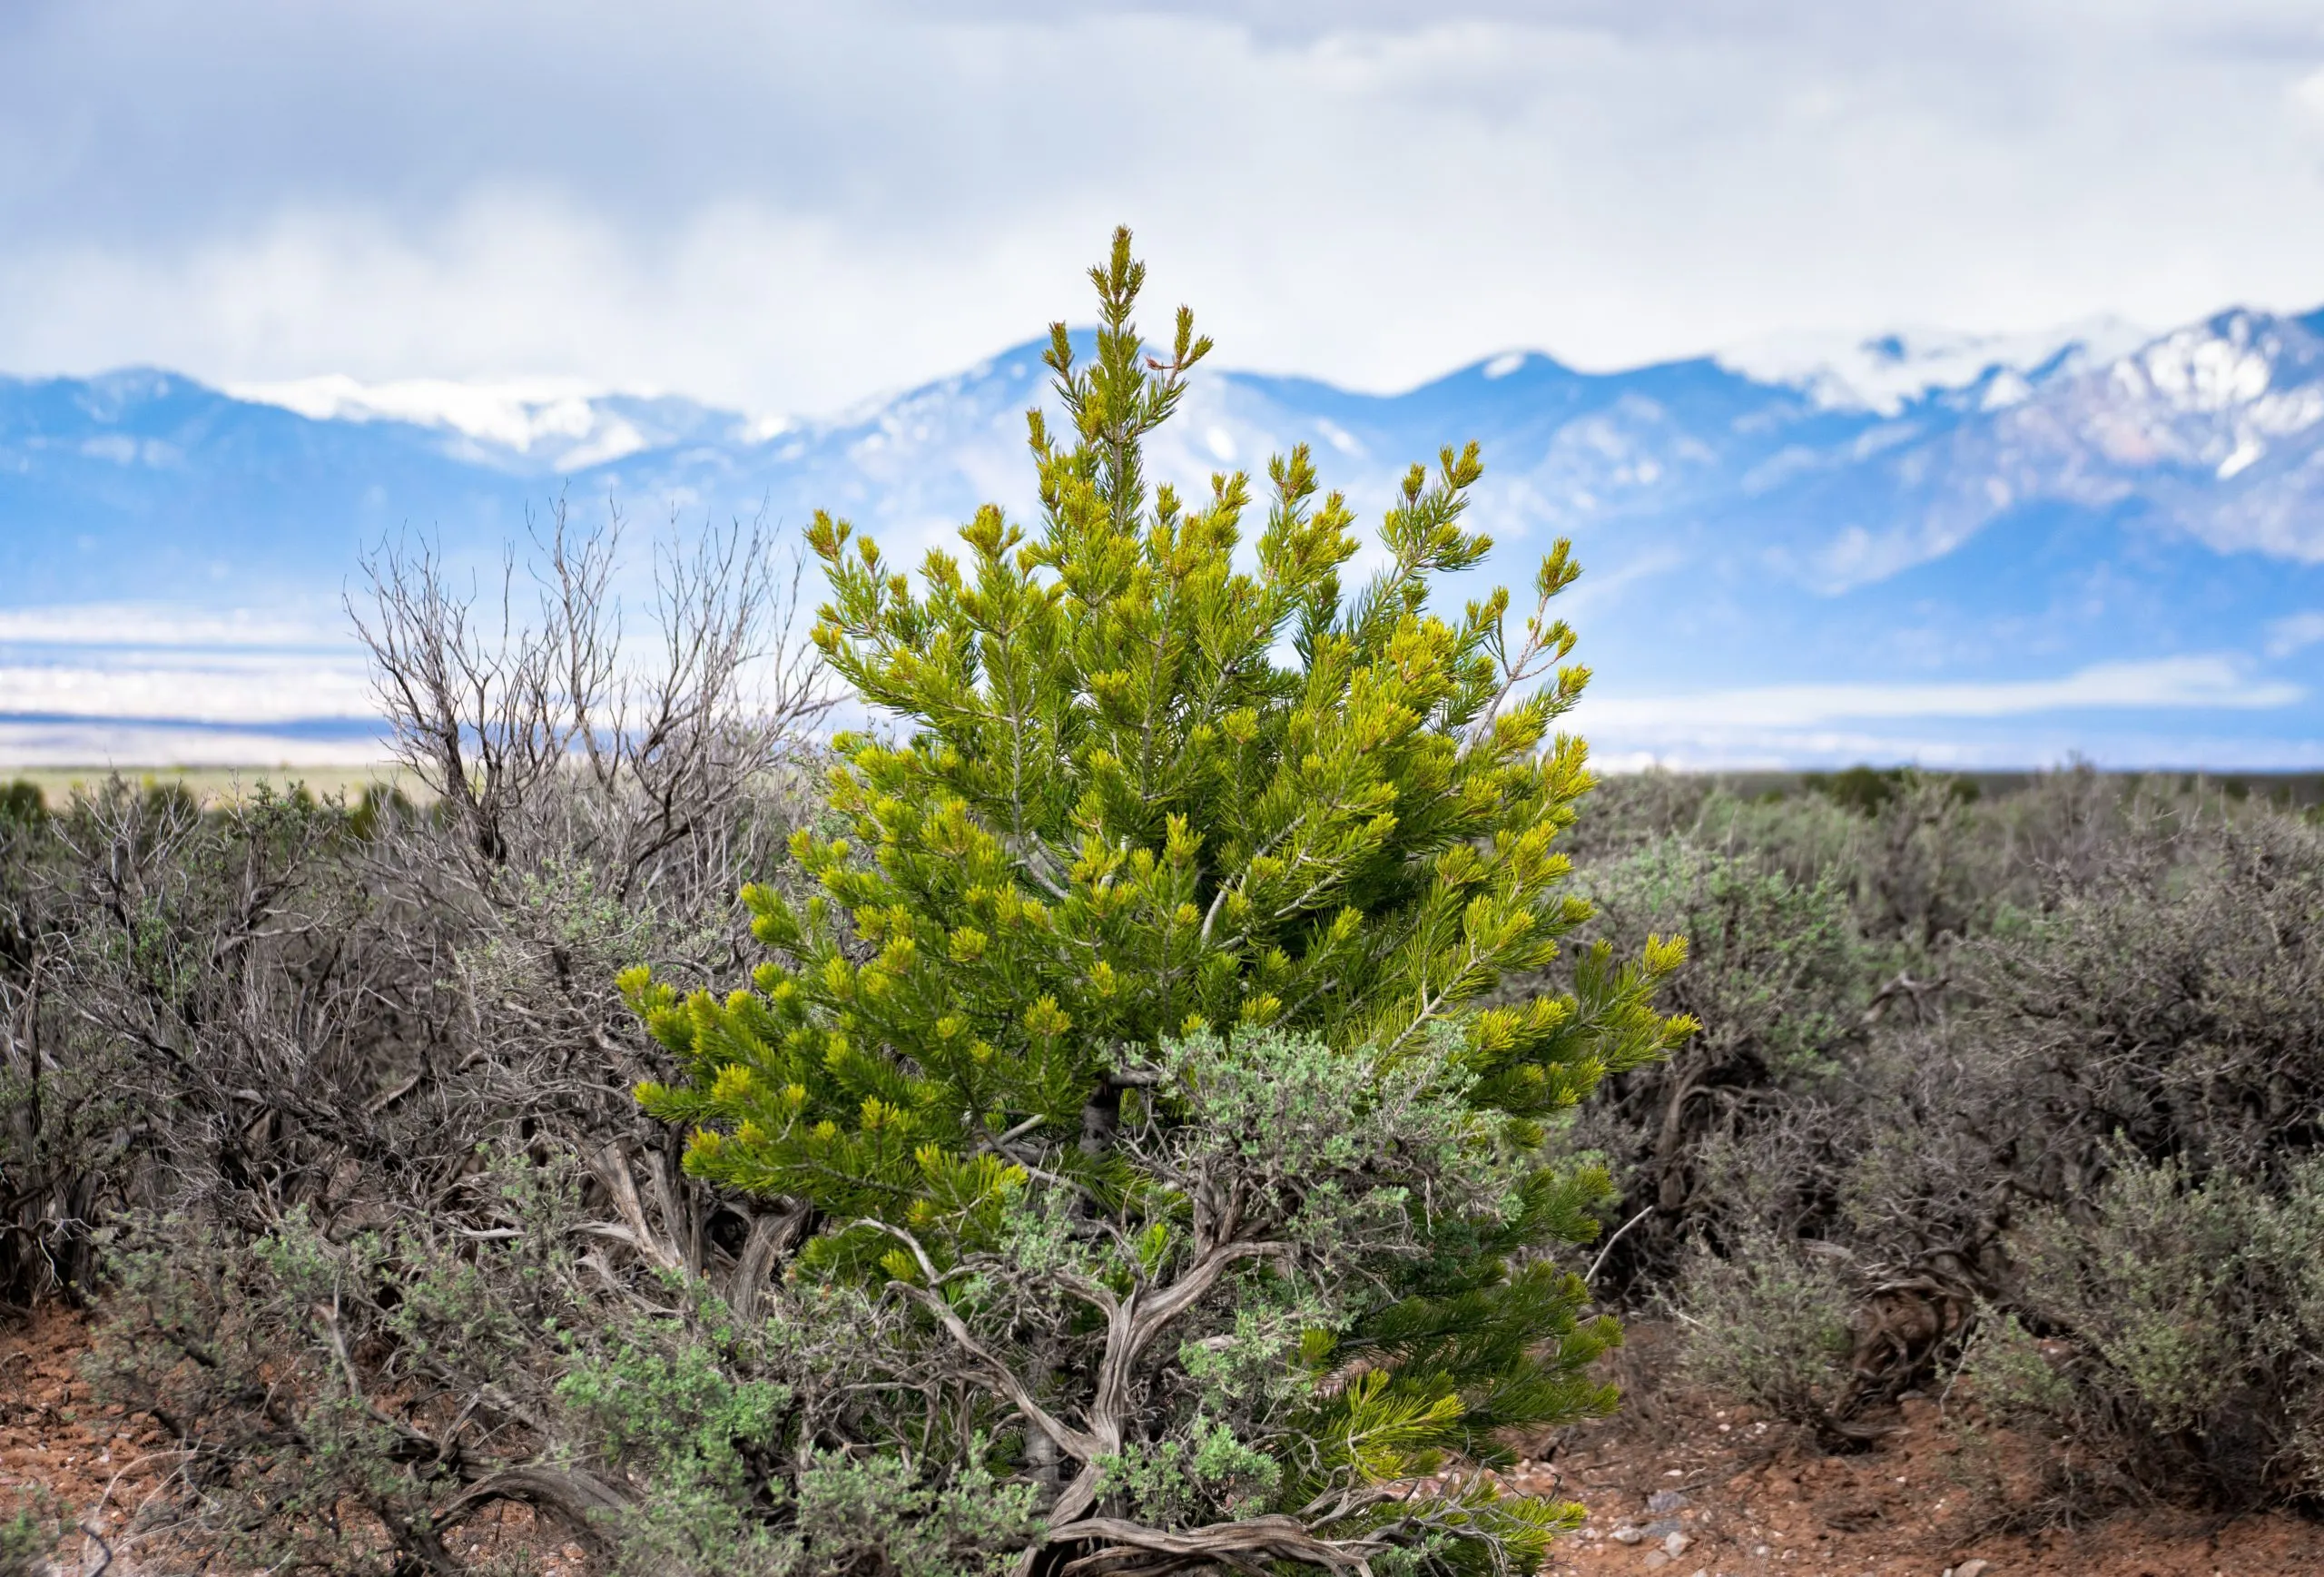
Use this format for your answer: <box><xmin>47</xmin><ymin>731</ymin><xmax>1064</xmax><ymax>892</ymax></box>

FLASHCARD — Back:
<box><xmin>6</xmin><ymin>1307</ymin><xmax>2320</xmax><ymax>1575</ymax></box>
<box><xmin>0</xmin><ymin>1306</ymin><xmax>588</xmax><ymax>1575</ymax></box>
<box><xmin>1508</xmin><ymin>1327</ymin><xmax>2324</xmax><ymax>1577</ymax></box>
<box><xmin>2</xmin><ymin>1304</ymin><xmax>179</xmax><ymax>1572</ymax></box>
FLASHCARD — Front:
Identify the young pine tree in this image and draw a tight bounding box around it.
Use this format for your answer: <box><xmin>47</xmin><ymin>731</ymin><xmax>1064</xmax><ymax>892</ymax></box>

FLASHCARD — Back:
<box><xmin>626</xmin><ymin>229</ymin><xmax>1694</xmax><ymax>1576</ymax></box>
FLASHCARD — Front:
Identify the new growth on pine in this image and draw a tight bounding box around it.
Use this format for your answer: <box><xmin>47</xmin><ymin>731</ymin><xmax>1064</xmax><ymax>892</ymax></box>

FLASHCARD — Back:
<box><xmin>624</xmin><ymin>227</ymin><xmax>1697</xmax><ymax>1576</ymax></box>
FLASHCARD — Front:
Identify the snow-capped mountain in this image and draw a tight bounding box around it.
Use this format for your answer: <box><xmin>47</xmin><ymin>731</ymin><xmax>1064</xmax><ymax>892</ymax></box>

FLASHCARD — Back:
<box><xmin>4</xmin><ymin>306</ymin><xmax>2322</xmax><ymax>768</ymax></box>
<box><xmin>221</xmin><ymin>374</ymin><xmax>752</xmax><ymax>474</ymax></box>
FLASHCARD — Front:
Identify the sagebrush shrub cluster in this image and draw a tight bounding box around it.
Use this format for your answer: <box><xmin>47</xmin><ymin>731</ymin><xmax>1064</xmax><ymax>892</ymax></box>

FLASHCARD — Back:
<box><xmin>1965</xmin><ymin>1148</ymin><xmax>2324</xmax><ymax>1505</ymax></box>
<box><xmin>1561</xmin><ymin>770</ymin><xmax>2324</xmax><ymax>1513</ymax></box>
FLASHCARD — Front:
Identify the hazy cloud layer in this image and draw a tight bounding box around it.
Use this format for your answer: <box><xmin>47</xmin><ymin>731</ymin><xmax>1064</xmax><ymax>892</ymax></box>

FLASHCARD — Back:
<box><xmin>5</xmin><ymin>1</ymin><xmax>2324</xmax><ymax>413</ymax></box>
<box><xmin>1574</xmin><ymin>655</ymin><xmax>2306</xmax><ymax>731</ymax></box>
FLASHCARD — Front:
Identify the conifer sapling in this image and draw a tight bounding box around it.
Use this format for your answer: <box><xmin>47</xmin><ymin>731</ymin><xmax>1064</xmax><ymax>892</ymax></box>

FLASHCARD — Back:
<box><xmin>626</xmin><ymin>227</ymin><xmax>1696</xmax><ymax>1576</ymax></box>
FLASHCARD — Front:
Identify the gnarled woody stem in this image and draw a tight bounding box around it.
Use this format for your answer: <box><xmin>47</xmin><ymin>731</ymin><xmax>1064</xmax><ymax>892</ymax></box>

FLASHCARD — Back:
<box><xmin>881</xmin><ymin>1225</ymin><xmax>1287</xmax><ymax>1542</ymax></box>
<box><xmin>435</xmin><ymin>1464</ymin><xmax>634</xmax><ymax>1555</ymax></box>
<box><xmin>1049</xmin><ymin>1513</ymin><xmax>1377</xmax><ymax>1576</ymax></box>
<box><xmin>1050</xmin><ymin>1468</ymin><xmax>1541</xmax><ymax>1576</ymax></box>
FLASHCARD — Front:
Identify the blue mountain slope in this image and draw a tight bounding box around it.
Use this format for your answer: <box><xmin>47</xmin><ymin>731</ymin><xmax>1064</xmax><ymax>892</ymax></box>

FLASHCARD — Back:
<box><xmin>0</xmin><ymin>371</ymin><xmax>536</xmax><ymax>605</ymax></box>
<box><xmin>1</xmin><ymin>308</ymin><xmax>2319</xmax><ymax>767</ymax></box>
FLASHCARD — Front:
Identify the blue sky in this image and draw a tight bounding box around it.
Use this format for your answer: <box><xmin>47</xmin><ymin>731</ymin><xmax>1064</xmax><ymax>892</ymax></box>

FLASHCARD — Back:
<box><xmin>6</xmin><ymin>1</ymin><xmax>2324</xmax><ymax>413</ymax></box>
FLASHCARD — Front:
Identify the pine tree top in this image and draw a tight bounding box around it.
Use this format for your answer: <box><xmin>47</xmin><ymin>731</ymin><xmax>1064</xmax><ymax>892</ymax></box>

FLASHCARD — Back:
<box><xmin>632</xmin><ymin>226</ymin><xmax>1685</xmax><ymax>1219</ymax></box>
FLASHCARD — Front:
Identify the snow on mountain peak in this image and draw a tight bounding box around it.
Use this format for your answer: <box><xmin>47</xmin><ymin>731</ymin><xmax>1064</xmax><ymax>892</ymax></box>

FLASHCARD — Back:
<box><xmin>1716</xmin><ymin>317</ymin><xmax>2151</xmax><ymax>416</ymax></box>
<box><xmin>226</xmin><ymin>374</ymin><xmax>669</xmax><ymax>470</ymax></box>
<box><xmin>2125</xmin><ymin>315</ymin><xmax>2278</xmax><ymax>415</ymax></box>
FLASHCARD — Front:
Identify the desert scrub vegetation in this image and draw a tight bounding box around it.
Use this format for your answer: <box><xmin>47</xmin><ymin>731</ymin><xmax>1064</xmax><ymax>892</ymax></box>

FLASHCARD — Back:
<box><xmin>0</xmin><ymin>505</ymin><xmax>849</xmax><ymax>1571</ymax></box>
<box><xmin>4</xmin><ymin>226</ymin><xmax>2322</xmax><ymax>1571</ymax></box>
<box><xmin>1547</xmin><ymin>766</ymin><xmax>2324</xmax><ymax>1513</ymax></box>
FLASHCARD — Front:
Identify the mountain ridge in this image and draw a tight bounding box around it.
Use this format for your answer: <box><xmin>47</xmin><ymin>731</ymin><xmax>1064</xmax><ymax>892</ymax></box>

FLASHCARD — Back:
<box><xmin>3</xmin><ymin>304</ymin><xmax>2322</xmax><ymax>767</ymax></box>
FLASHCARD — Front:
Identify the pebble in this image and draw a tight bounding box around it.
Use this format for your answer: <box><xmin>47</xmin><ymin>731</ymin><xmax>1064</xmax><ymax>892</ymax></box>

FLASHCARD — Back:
<box><xmin>1950</xmin><ymin>1563</ymin><xmax>1991</xmax><ymax>1577</ymax></box>
<box><xmin>1641</xmin><ymin>1553</ymin><xmax>1669</xmax><ymax>1572</ymax></box>
<box><xmin>1610</xmin><ymin>1525</ymin><xmax>1646</xmax><ymax>1544</ymax></box>
<box><xmin>1664</xmin><ymin>1531</ymin><xmax>1691</xmax><ymax>1556</ymax></box>
<box><xmin>1647</xmin><ymin>1489</ymin><xmax>1691</xmax><ymax>1513</ymax></box>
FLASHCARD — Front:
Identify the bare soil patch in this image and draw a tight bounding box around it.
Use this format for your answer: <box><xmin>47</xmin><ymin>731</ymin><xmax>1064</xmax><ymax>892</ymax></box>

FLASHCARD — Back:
<box><xmin>2</xmin><ymin>1304</ymin><xmax>177</xmax><ymax>1570</ymax></box>
<box><xmin>1510</xmin><ymin>1327</ymin><xmax>2324</xmax><ymax>1577</ymax></box>
<box><xmin>0</xmin><ymin>1307</ymin><xmax>588</xmax><ymax>1575</ymax></box>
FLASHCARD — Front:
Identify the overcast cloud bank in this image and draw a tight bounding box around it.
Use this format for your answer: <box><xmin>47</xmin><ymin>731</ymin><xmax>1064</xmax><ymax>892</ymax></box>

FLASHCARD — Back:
<box><xmin>6</xmin><ymin>1</ymin><xmax>2324</xmax><ymax>414</ymax></box>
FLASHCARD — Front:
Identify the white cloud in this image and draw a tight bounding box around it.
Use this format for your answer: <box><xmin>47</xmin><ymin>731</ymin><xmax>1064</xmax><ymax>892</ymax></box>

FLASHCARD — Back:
<box><xmin>5</xmin><ymin>4</ymin><xmax>2324</xmax><ymax>411</ymax></box>
<box><xmin>2266</xmin><ymin>610</ymin><xmax>2324</xmax><ymax>657</ymax></box>
<box><xmin>1584</xmin><ymin>728</ymin><xmax>2324</xmax><ymax>773</ymax></box>
<box><xmin>0</xmin><ymin>604</ymin><xmax>342</xmax><ymax>647</ymax></box>
<box><xmin>0</xmin><ymin>652</ymin><xmax>373</xmax><ymax>724</ymax></box>
<box><xmin>1573</xmin><ymin>655</ymin><xmax>2303</xmax><ymax>733</ymax></box>
<box><xmin>2293</xmin><ymin>64</ymin><xmax>2324</xmax><ymax>126</ymax></box>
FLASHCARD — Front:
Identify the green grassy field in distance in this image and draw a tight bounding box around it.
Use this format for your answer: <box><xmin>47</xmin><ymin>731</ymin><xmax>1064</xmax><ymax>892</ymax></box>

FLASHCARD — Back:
<box><xmin>0</xmin><ymin>764</ymin><xmax>429</xmax><ymax>812</ymax></box>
